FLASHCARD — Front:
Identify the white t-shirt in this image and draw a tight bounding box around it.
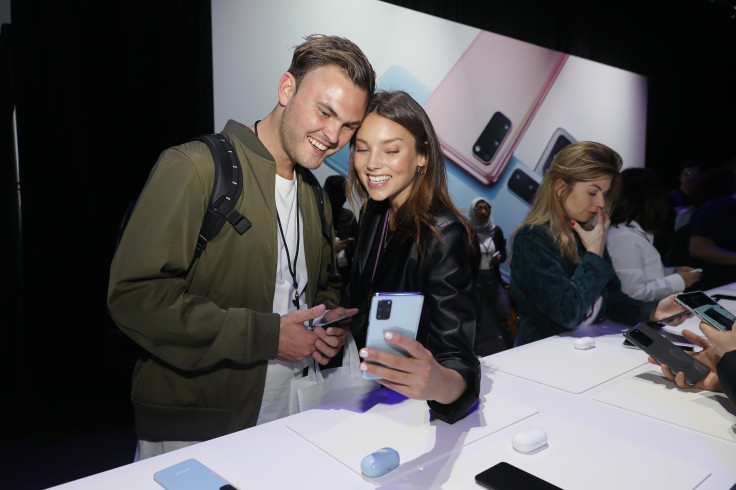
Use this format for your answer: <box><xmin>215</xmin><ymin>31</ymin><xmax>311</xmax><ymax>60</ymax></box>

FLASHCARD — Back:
<box><xmin>477</xmin><ymin>235</ymin><xmax>497</xmax><ymax>271</ymax></box>
<box><xmin>256</xmin><ymin>171</ymin><xmax>310</xmax><ymax>425</ymax></box>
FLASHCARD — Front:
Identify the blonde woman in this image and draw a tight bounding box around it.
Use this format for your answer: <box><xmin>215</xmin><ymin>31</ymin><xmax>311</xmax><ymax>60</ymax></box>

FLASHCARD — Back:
<box><xmin>509</xmin><ymin>142</ymin><xmax>688</xmax><ymax>346</ymax></box>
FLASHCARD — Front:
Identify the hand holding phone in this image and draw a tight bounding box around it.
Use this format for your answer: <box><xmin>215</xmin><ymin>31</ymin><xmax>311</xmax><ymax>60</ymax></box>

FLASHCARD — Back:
<box><xmin>362</xmin><ymin>293</ymin><xmax>423</xmax><ymax>380</ymax></box>
<box><xmin>312</xmin><ymin>309</ymin><xmax>358</xmax><ymax>328</ymax></box>
<box><xmin>651</xmin><ymin>308</ymin><xmax>692</xmax><ymax>326</ymax></box>
<box><xmin>624</xmin><ymin>323</ymin><xmax>709</xmax><ymax>386</ymax></box>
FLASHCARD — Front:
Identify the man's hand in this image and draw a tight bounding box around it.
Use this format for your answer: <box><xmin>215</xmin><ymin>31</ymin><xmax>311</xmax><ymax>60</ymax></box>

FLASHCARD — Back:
<box><xmin>648</xmin><ymin>328</ymin><xmax>721</xmax><ymax>392</ymax></box>
<box><xmin>276</xmin><ymin>305</ymin><xmax>326</xmax><ymax>363</ymax></box>
<box><xmin>699</xmin><ymin>320</ymin><xmax>736</xmax><ymax>357</ymax></box>
<box><xmin>311</xmin><ymin>306</ymin><xmax>358</xmax><ymax>364</ymax></box>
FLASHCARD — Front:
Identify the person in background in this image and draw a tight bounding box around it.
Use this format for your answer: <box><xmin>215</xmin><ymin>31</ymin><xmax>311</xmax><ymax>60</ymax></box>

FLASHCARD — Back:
<box><xmin>509</xmin><ymin>141</ymin><xmax>688</xmax><ymax>346</ymax></box>
<box><xmin>344</xmin><ymin>90</ymin><xmax>480</xmax><ymax>424</ymax></box>
<box><xmin>607</xmin><ymin>167</ymin><xmax>701</xmax><ymax>301</ymax></box>
<box><xmin>688</xmin><ymin>166</ymin><xmax>736</xmax><ymax>290</ymax></box>
<box><xmin>323</xmin><ymin>174</ymin><xmax>359</xmax><ymax>302</ymax></box>
<box><xmin>655</xmin><ymin>160</ymin><xmax>702</xmax><ymax>265</ymax></box>
<box><xmin>108</xmin><ymin>35</ymin><xmax>375</xmax><ymax>459</ymax></box>
<box><xmin>649</xmin><ymin>321</ymin><xmax>736</xmax><ymax>407</ymax></box>
<box><xmin>468</xmin><ymin>197</ymin><xmax>511</xmax><ymax>354</ymax></box>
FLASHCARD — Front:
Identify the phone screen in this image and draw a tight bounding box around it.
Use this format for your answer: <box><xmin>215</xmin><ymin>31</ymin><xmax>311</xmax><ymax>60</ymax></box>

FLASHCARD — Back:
<box><xmin>675</xmin><ymin>291</ymin><xmax>736</xmax><ymax>332</ymax></box>
<box><xmin>475</xmin><ymin>462</ymin><xmax>562</xmax><ymax>490</ymax></box>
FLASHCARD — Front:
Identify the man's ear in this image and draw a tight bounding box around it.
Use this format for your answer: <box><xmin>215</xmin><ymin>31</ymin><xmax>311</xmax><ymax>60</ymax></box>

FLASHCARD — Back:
<box><xmin>277</xmin><ymin>72</ymin><xmax>297</xmax><ymax>107</ymax></box>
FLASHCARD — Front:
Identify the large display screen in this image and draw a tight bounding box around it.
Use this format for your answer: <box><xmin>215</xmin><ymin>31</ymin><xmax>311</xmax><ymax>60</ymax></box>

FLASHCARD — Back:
<box><xmin>211</xmin><ymin>0</ymin><xmax>647</xmax><ymax>272</ymax></box>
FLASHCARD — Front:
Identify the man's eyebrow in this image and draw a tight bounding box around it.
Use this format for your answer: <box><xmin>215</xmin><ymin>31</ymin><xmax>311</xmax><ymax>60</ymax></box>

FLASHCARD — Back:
<box><xmin>318</xmin><ymin>102</ymin><xmax>362</xmax><ymax>127</ymax></box>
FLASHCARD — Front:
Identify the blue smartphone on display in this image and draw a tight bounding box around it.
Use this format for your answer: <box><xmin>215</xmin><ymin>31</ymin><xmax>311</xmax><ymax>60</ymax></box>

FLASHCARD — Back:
<box><xmin>363</xmin><ymin>292</ymin><xmax>424</xmax><ymax>380</ymax></box>
<box><xmin>153</xmin><ymin>458</ymin><xmax>237</xmax><ymax>490</ymax></box>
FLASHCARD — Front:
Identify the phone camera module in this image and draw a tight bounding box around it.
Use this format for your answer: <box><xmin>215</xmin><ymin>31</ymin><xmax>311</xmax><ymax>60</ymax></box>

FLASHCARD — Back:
<box><xmin>376</xmin><ymin>299</ymin><xmax>393</xmax><ymax>320</ymax></box>
<box><xmin>629</xmin><ymin>328</ymin><xmax>653</xmax><ymax>347</ymax></box>
<box><xmin>472</xmin><ymin>111</ymin><xmax>511</xmax><ymax>165</ymax></box>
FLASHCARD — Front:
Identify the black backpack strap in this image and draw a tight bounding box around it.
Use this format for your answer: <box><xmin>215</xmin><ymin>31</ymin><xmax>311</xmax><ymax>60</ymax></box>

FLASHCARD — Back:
<box><xmin>190</xmin><ymin>133</ymin><xmax>251</xmax><ymax>269</ymax></box>
<box><xmin>300</xmin><ymin>167</ymin><xmax>332</xmax><ymax>244</ymax></box>
<box><xmin>300</xmin><ymin>167</ymin><xmax>341</xmax><ymax>287</ymax></box>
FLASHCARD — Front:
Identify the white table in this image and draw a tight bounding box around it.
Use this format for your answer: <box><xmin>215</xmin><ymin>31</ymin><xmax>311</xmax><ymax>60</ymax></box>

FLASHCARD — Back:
<box><xmin>53</xmin><ymin>286</ymin><xmax>736</xmax><ymax>489</ymax></box>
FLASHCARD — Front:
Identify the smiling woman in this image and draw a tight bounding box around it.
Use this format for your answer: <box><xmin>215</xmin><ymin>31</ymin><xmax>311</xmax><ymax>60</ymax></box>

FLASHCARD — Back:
<box><xmin>509</xmin><ymin>141</ymin><xmax>689</xmax><ymax>346</ymax></box>
<box><xmin>343</xmin><ymin>90</ymin><xmax>480</xmax><ymax>424</ymax></box>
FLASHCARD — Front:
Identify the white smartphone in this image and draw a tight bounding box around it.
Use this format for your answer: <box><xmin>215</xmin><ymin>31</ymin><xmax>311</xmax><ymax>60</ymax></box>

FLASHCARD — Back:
<box><xmin>363</xmin><ymin>292</ymin><xmax>424</xmax><ymax>380</ymax></box>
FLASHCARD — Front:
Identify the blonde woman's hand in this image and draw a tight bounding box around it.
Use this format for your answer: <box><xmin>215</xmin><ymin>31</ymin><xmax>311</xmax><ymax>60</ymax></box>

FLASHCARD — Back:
<box><xmin>570</xmin><ymin>208</ymin><xmax>610</xmax><ymax>257</ymax></box>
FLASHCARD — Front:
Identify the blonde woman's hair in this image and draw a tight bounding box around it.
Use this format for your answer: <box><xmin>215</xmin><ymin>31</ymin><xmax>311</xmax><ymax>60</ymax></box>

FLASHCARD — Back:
<box><xmin>521</xmin><ymin>141</ymin><xmax>622</xmax><ymax>264</ymax></box>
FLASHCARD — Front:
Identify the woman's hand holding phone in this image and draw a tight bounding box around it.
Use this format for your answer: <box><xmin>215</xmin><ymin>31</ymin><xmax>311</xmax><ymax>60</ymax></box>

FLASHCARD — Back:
<box><xmin>651</xmin><ymin>294</ymin><xmax>691</xmax><ymax>325</ymax></box>
<box><xmin>570</xmin><ymin>208</ymin><xmax>610</xmax><ymax>257</ymax></box>
<box><xmin>359</xmin><ymin>332</ymin><xmax>466</xmax><ymax>405</ymax></box>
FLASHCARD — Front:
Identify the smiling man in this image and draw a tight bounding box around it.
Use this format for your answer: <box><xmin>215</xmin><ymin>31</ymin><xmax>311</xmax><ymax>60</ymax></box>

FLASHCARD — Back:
<box><xmin>108</xmin><ymin>35</ymin><xmax>375</xmax><ymax>459</ymax></box>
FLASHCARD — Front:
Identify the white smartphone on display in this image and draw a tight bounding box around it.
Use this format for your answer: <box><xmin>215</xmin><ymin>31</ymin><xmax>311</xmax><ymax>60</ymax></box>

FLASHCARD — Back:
<box><xmin>153</xmin><ymin>458</ymin><xmax>237</xmax><ymax>490</ymax></box>
<box><xmin>363</xmin><ymin>292</ymin><xmax>424</xmax><ymax>379</ymax></box>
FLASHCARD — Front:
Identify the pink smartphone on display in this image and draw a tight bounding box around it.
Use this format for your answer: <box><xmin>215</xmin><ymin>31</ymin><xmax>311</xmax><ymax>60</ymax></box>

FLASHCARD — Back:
<box><xmin>423</xmin><ymin>31</ymin><xmax>568</xmax><ymax>185</ymax></box>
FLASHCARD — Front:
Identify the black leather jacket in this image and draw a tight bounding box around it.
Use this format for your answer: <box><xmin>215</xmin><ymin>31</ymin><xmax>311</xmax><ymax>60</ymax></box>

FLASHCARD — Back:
<box><xmin>346</xmin><ymin>200</ymin><xmax>480</xmax><ymax>424</ymax></box>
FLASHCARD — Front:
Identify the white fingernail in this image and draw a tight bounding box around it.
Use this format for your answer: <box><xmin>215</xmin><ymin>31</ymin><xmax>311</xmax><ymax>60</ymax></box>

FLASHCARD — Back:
<box><xmin>359</xmin><ymin>349</ymin><xmax>368</xmax><ymax>358</ymax></box>
<box><xmin>384</xmin><ymin>331</ymin><xmax>393</xmax><ymax>340</ymax></box>
<box><xmin>360</xmin><ymin>363</ymin><xmax>368</xmax><ymax>371</ymax></box>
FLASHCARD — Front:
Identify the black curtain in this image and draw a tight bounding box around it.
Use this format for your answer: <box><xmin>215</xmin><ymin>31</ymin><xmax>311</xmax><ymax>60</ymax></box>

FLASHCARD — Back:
<box><xmin>5</xmin><ymin>0</ymin><xmax>213</xmax><ymax>443</ymax></box>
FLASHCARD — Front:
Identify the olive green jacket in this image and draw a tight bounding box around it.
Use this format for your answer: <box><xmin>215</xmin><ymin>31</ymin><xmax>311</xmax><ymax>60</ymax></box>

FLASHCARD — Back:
<box><xmin>108</xmin><ymin>120</ymin><xmax>341</xmax><ymax>440</ymax></box>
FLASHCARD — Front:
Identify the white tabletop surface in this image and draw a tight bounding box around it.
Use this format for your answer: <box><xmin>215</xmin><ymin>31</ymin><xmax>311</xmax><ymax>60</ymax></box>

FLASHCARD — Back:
<box><xmin>52</xmin><ymin>285</ymin><xmax>736</xmax><ymax>490</ymax></box>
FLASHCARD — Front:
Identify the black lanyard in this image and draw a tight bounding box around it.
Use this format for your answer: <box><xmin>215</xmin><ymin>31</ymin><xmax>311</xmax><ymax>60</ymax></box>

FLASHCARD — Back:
<box><xmin>276</xmin><ymin>187</ymin><xmax>305</xmax><ymax>309</ymax></box>
<box><xmin>255</xmin><ymin>120</ymin><xmax>306</xmax><ymax>310</ymax></box>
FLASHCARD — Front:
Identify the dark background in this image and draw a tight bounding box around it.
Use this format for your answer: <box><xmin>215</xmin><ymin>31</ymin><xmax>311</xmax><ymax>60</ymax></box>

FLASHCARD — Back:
<box><xmin>1</xmin><ymin>0</ymin><xmax>735</xmax><ymax>487</ymax></box>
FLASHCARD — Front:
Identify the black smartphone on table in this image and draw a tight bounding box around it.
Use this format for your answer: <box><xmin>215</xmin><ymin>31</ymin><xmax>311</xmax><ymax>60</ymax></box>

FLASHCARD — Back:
<box><xmin>623</xmin><ymin>323</ymin><xmax>709</xmax><ymax>386</ymax></box>
<box><xmin>475</xmin><ymin>462</ymin><xmax>562</xmax><ymax>490</ymax></box>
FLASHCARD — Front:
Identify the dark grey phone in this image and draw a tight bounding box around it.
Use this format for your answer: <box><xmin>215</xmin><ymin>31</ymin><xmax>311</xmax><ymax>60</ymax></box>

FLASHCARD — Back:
<box><xmin>623</xmin><ymin>323</ymin><xmax>708</xmax><ymax>386</ymax></box>
<box><xmin>475</xmin><ymin>462</ymin><xmax>562</xmax><ymax>490</ymax></box>
<box><xmin>473</xmin><ymin>111</ymin><xmax>511</xmax><ymax>164</ymax></box>
<box><xmin>507</xmin><ymin>168</ymin><xmax>539</xmax><ymax>205</ymax></box>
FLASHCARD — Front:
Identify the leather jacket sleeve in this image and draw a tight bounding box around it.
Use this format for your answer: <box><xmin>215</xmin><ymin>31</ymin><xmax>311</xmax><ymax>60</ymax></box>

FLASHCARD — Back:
<box><xmin>347</xmin><ymin>203</ymin><xmax>480</xmax><ymax>424</ymax></box>
<box><xmin>422</xmin><ymin>215</ymin><xmax>481</xmax><ymax>423</ymax></box>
